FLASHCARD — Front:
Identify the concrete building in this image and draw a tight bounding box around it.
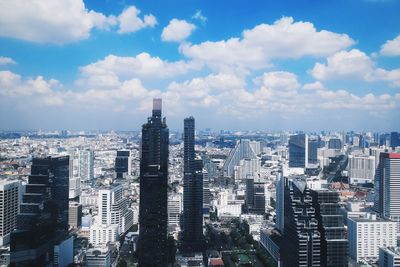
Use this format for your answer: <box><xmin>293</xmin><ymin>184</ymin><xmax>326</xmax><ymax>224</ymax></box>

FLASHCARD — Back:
<box><xmin>86</xmin><ymin>247</ymin><xmax>110</xmax><ymax>267</ymax></box>
<box><xmin>348</xmin><ymin>154</ymin><xmax>376</xmax><ymax>184</ymax></box>
<box><xmin>0</xmin><ymin>180</ymin><xmax>20</xmax><ymax>246</ymax></box>
<box><xmin>348</xmin><ymin>213</ymin><xmax>396</xmax><ymax>262</ymax></box>
<box><xmin>68</xmin><ymin>202</ymin><xmax>82</xmax><ymax>229</ymax></box>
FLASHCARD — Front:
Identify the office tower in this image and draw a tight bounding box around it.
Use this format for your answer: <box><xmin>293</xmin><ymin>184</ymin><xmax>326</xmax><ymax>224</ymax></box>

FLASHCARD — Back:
<box><xmin>245</xmin><ymin>177</ymin><xmax>254</xmax><ymax>208</ymax></box>
<box><xmin>253</xmin><ymin>180</ymin><xmax>266</xmax><ymax>214</ymax></box>
<box><xmin>68</xmin><ymin>202</ymin><xmax>82</xmax><ymax>229</ymax></box>
<box><xmin>308</xmin><ymin>138</ymin><xmax>318</xmax><ymax>165</ymax></box>
<box><xmin>328</xmin><ymin>138</ymin><xmax>342</xmax><ymax>149</ymax></box>
<box><xmin>348</xmin><ymin>154</ymin><xmax>376</xmax><ymax>184</ymax></box>
<box><xmin>182</xmin><ymin>116</ymin><xmax>204</xmax><ymax>252</ymax></box>
<box><xmin>11</xmin><ymin>156</ymin><xmax>70</xmax><ymax>266</ymax></box>
<box><xmin>375</xmin><ymin>153</ymin><xmax>400</xmax><ymax>223</ymax></box>
<box><xmin>0</xmin><ymin>180</ymin><xmax>20</xmax><ymax>246</ymax></box>
<box><xmin>390</xmin><ymin>132</ymin><xmax>400</xmax><ymax>149</ymax></box>
<box><xmin>311</xmin><ymin>190</ymin><xmax>348</xmax><ymax>267</ymax></box>
<box><xmin>223</xmin><ymin>139</ymin><xmax>258</xmax><ymax>177</ymax></box>
<box><xmin>359</xmin><ymin>134</ymin><xmax>367</xmax><ymax>148</ymax></box>
<box><xmin>348</xmin><ymin>214</ymin><xmax>396</xmax><ymax>262</ymax></box>
<box><xmin>203</xmin><ymin>169</ymin><xmax>211</xmax><ymax>220</ymax></box>
<box><xmin>138</xmin><ymin>98</ymin><xmax>169</xmax><ymax>266</ymax></box>
<box><xmin>282</xmin><ymin>178</ymin><xmax>321</xmax><ymax>267</ymax></box>
<box><xmin>79</xmin><ymin>150</ymin><xmax>94</xmax><ymax>181</ymax></box>
<box><xmin>68</xmin><ymin>153</ymin><xmax>81</xmax><ymax>201</ymax></box>
<box><xmin>234</xmin><ymin>158</ymin><xmax>261</xmax><ymax>182</ymax></box>
<box><xmin>289</xmin><ymin>134</ymin><xmax>308</xmax><ymax>168</ymax></box>
<box><xmin>115</xmin><ymin>150</ymin><xmax>132</xmax><ymax>179</ymax></box>
<box><xmin>53</xmin><ymin>236</ymin><xmax>73</xmax><ymax>267</ymax></box>
<box><xmin>275</xmin><ymin>172</ymin><xmax>284</xmax><ymax>232</ymax></box>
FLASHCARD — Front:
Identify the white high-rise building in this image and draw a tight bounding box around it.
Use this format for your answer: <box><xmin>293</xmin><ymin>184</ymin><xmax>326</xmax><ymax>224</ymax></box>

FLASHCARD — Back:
<box><xmin>168</xmin><ymin>194</ymin><xmax>182</xmax><ymax>230</ymax></box>
<box><xmin>348</xmin><ymin>213</ymin><xmax>396</xmax><ymax>262</ymax></box>
<box><xmin>348</xmin><ymin>154</ymin><xmax>376</xmax><ymax>184</ymax></box>
<box><xmin>223</xmin><ymin>139</ymin><xmax>259</xmax><ymax>177</ymax></box>
<box><xmin>0</xmin><ymin>180</ymin><xmax>20</xmax><ymax>246</ymax></box>
<box><xmin>79</xmin><ymin>150</ymin><xmax>94</xmax><ymax>181</ymax></box>
<box><xmin>234</xmin><ymin>158</ymin><xmax>261</xmax><ymax>181</ymax></box>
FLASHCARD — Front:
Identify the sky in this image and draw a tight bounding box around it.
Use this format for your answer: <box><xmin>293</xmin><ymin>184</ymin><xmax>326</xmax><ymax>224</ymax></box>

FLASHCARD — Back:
<box><xmin>0</xmin><ymin>0</ymin><xmax>399</xmax><ymax>132</ymax></box>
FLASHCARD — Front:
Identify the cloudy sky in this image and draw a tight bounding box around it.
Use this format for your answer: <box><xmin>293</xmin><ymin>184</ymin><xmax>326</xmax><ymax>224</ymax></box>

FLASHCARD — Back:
<box><xmin>0</xmin><ymin>0</ymin><xmax>399</xmax><ymax>132</ymax></box>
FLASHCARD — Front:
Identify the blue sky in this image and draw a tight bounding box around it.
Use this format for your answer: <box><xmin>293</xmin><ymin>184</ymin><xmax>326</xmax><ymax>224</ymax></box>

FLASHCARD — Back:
<box><xmin>0</xmin><ymin>0</ymin><xmax>399</xmax><ymax>131</ymax></box>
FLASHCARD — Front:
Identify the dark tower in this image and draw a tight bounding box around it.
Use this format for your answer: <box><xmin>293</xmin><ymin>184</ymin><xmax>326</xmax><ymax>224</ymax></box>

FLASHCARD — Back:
<box><xmin>182</xmin><ymin>116</ymin><xmax>204</xmax><ymax>252</ymax></box>
<box><xmin>138</xmin><ymin>98</ymin><xmax>170</xmax><ymax>266</ymax></box>
<box><xmin>10</xmin><ymin>156</ymin><xmax>70</xmax><ymax>266</ymax></box>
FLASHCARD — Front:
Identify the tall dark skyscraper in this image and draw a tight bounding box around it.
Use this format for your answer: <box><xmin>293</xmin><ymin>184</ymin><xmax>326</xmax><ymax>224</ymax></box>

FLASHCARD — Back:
<box><xmin>138</xmin><ymin>99</ymin><xmax>170</xmax><ymax>266</ymax></box>
<box><xmin>311</xmin><ymin>190</ymin><xmax>348</xmax><ymax>267</ymax></box>
<box><xmin>11</xmin><ymin>156</ymin><xmax>70</xmax><ymax>266</ymax></box>
<box><xmin>308</xmin><ymin>138</ymin><xmax>318</xmax><ymax>165</ymax></box>
<box><xmin>282</xmin><ymin>178</ymin><xmax>321</xmax><ymax>266</ymax></box>
<box><xmin>182</xmin><ymin>116</ymin><xmax>204</xmax><ymax>252</ymax></box>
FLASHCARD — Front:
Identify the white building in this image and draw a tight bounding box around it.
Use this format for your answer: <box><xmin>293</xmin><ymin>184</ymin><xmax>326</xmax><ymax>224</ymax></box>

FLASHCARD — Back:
<box><xmin>348</xmin><ymin>213</ymin><xmax>397</xmax><ymax>262</ymax></box>
<box><xmin>89</xmin><ymin>223</ymin><xmax>119</xmax><ymax>246</ymax></box>
<box><xmin>0</xmin><ymin>180</ymin><xmax>20</xmax><ymax>246</ymax></box>
<box><xmin>86</xmin><ymin>247</ymin><xmax>111</xmax><ymax>267</ymax></box>
<box><xmin>348</xmin><ymin>154</ymin><xmax>376</xmax><ymax>184</ymax></box>
<box><xmin>379</xmin><ymin>247</ymin><xmax>400</xmax><ymax>267</ymax></box>
<box><xmin>168</xmin><ymin>194</ymin><xmax>182</xmax><ymax>230</ymax></box>
<box><xmin>79</xmin><ymin>150</ymin><xmax>94</xmax><ymax>181</ymax></box>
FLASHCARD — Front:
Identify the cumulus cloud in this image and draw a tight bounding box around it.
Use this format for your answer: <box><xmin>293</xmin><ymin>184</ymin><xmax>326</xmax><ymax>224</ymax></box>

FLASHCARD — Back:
<box><xmin>310</xmin><ymin>49</ymin><xmax>400</xmax><ymax>87</ymax></box>
<box><xmin>0</xmin><ymin>1</ymin><xmax>157</xmax><ymax>44</ymax></box>
<box><xmin>302</xmin><ymin>81</ymin><xmax>325</xmax><ymax>90</ymax></box>
<box><xmin>0</xmin><ymin>56</ymin><xmax>16</xmax><ymax>65</ymax></box>
<box><xmin>117</xmin><ymin>6</ymin><xmax>157</xmax><ymax>34</ymax></box>
<box><xmin>161</xmin><ymin>19</ymin><xmax>196</xmax><ymax>42</ymax></box>
<box><xmin>180</xmin><ymin>16</ymin><xmax>354</xmax><ymax>72</ymax></box>
<box><xmin>380</xmin><ymin>35</ymin><xmax>400</xmax><ymax>56</ymax></box>
<box><xmin>77</xmin><ymin>52</ymin><xmax>201</xmax><ymax>87</ymax></box>
<box><xmin>0</xmin><ymin>0</ymin><xmax>119</xmax><ymax>44</ymax></box>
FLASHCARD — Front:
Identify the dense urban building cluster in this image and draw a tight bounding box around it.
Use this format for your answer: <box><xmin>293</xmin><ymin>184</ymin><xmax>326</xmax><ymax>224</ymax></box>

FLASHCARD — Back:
<box><xmin>0</xmin><ymin>98</ymin><xmax>399</xmax><ymax>267</ymax></box>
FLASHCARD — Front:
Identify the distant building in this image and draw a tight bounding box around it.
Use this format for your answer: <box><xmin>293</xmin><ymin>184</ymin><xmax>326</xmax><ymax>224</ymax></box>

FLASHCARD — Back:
<box><xmin>79</xmin><ymin>150</ymin><xmax>94</xmax><ymax>181</ymax></box>
<box><xmin>115</xmin><ymin>150</ymin><xmax>131</xmax><ymax>179</ymax></box>
<box><xmin>68</xmin><ymin>202</ymin><xmax>82</xmax><ymax>229</ymax></box>
<box><xmin>328</xmin><ymin>138</ymin><xmax>342</xmax><ymax>149</ymax></box>
<box><xmin>348</xmin><ymin>154</ymin><xmax>375</xmax><ymax>184</ymax></box>
<box><xmin>308</xmin><ymin>138</ymin><xmax>318</xmax><ymax>165</ymax></box>
<box><xmin>390</xmin><ymin>132</ymin><xmax>400</xmax><ymax>149</ymax></box>
<box><xmin>289</xmin><ymin>134</ymin><xmax>308</xmax><ymax>168</ymax></box>
<box><xmin>223</xmin><ymin>139</ymin><xmax>259</xmax><ymax>177</ymax></box>
<box><xmin>0</xmin><ymin>180</ymin><xmax>20</xmax><ymax>246</ymax></box>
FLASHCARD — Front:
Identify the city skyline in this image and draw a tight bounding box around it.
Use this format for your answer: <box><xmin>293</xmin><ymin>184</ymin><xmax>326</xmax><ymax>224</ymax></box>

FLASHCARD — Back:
<box><xmin>0</xmin><ymin>0</ymin><xmax>400</xmax><ymax>131</ymax></box>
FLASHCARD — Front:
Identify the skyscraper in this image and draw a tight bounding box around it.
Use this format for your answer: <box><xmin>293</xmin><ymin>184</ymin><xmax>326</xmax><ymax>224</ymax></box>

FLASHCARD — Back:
<box><xmin>79</xmin><ymin>150</ymin><xmax>94</xmax><ymax>181</ymax></box>
<box><xmin>182</xmin><ymin>116</ymin><xmax>204</xmax><ymax>252</ymax></box>
<box><xmin>289</xmin><ymin>134</ymin><xmax>308</xmax><ymax>168</ymax></box>
<box><xmin>282</xmin><ymin>178</ymin><xmax>321</xmax><ymax>266</ymax></box>
<box><xmin>138</xmin><ymin>99</ymin><xmax>170</xmax><ymax>266</ymax></box>
<box><xmin>11</xmin><ymin>156</ymin><xmax>70</xmax><ymax>266</ymax></box>
<box><xmin>308</xmin><ymin>138</ymin><xmax>318</xmax><ymax>165</ymax></box>
<box><xmin>390</xmin><ymin>132</ymin><xmax>400</xmax><ymax>149</ymax></box>
<box><xmin>311</xmin><ymin>190</ymin><xmax>348</xmax><ymax>267</ymax></box>
<box><xmin>0</xmin><ymin>180</ymin><xmax>20</xmax><ymax>246</ymax></box>
<box><xmin>115</xmin><ymin>150</ymin><xmax>132</xmax><ymax>179</ymax></box>
<box><xmin>375</xmin><ymin>153</ymin><xmax>400</xmax><ymax>223</ymax></box>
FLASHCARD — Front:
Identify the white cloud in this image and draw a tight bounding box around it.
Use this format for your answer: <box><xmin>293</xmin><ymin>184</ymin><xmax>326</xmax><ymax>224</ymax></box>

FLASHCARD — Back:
<box><xmin>0</xmin><ymin>0</ymin><xmax>118</xmax><ymax>44</ymax></box>
<box><xmin>380</xmin><ymin>35</ymin><xmax>400</xmax><ymax>56</ymax></box>
<box><xmin>310</xmin><ymin>49</ymin><xmax>400</xmax><ymax>87</ymax></box>
<box><xmin>0</xmin><ymin>70</ymin><xmax>64</xmax><ymax>106</ymax></box>
<box><xmin>117</xmin><ymin>6</ymin><xmax>157</xmax><ymax>34</ymax></box>
<box><xmin>0</xmin><ymin>56</ymin><xmax>16</xmax><ymax>65</ymax></box>
<box><xmin>77</xmin><ymin>52</ymin><xmax>201</xmax><ymax>87</ymax></box>
<box><xmin>302</xmin><ymin>81</ymin><xmax>325</xmax><ymax>90</ymax></box>
<box><xmin>181</xmin><ymin>16</ymin><xmax>354</xmax><ymax>72</ymax></box>
<box><xmin>161</xmin><ymin>19</ymin><xmax>196</xmax><ymax>42</ymax></box>
<box><xmin>192</xmin><ymin>10</ymin><xmax>207</xmax><ymax>24</ymax></box>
